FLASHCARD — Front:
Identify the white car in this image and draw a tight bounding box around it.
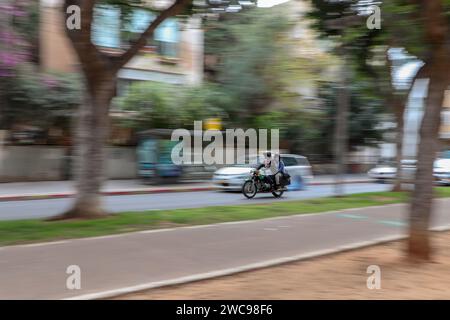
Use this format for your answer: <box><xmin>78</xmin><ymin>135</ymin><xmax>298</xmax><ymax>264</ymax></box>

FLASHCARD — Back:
<box><xmin>367</xmin><ymin>165</ymin><xmax>397</xmax><ymax>182</ymax></box>
<box><xmin>367</xmin><ymin>153</ymin><xmax>450</xmax><ymax>184</ymax></box>
<box><xmin>212</xmin><ymin>154</ymin><xmax>313</xmax><ymax>191</ymax></box>
<box><xmin>368</xmin><ymin>160</ymin><xmax>416</xmax><ymax>182</ymax></box>
<box><xmin>434</xmin><ymin>151</ymin><xmax>450</xmax><ymax>185</ymax></box>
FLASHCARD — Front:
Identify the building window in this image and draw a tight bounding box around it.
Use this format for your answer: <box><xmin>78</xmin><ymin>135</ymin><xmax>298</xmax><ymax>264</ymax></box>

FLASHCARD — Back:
<box><xmin>156</xmin><ymin>41</ymin><xmax>178</xmax><ymax>58</ymax></box>
<box><xmin>442</xmin><ymin>111</ymin><xmax>450</xmax><ymax>126</ymax></box>
<box><xmin>154</xmin><ymin>19</ymin><xmax>179</xmax><ymax>58</ymax></box>
<box><xmin>92</xmin><ymin>6</ymin><xmax>179</xmax><ymax>58</ymax></box>
<box><xmin>122</xmin><ymin>9</ymin><xmax>154</xmax><ymax>48</ymax></box>
<box><xmin>92</xmin><ymin>5</ymin><xmax>121</xmax><ymax>48</ymax></box>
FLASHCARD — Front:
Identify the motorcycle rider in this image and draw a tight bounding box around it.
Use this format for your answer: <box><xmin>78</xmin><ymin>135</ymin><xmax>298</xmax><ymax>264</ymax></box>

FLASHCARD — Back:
<box><xmin>256</xmin><ymin>151</ymin><xmax>279</xmax><ymax>189</ymax></box>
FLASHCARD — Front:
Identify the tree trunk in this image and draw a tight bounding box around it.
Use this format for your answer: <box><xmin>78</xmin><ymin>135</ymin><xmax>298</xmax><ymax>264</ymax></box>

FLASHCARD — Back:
<box><xmin>408</xmin><ymin>65</ymin><xmax>448</xmax><ymax>260</ymax></box>
<box><xmin>334</xmin><ymin>57</ymin><xmax>350</xmax><ymax>196</ymax></box>
<box><xmin>54</xmin><ymin>82</ymin><xmax>114</xmax><ymax>220</ymax></box>
<box><xmin>392</xmin><ymin>98</ymin><xmax>405</xmax><ymax>192</ymax></box>
<box><xmin>58</xmin><ymin>0</ymin><xmax>190</xmax><ymax>220</ymax></box>
<box><xmin>407</xmin><ymin>0</ymin><xmax>450</xmax><ymax>261</ymax></box>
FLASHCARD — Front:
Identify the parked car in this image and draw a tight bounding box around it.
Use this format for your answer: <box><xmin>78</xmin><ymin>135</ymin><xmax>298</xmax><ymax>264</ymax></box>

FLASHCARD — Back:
<box><xmin>367</xmin><ymin>160</ymin><xmax>415</xmax><ymax>182</ymax></box>
<box><xmin>212</xmin><ymin>153</ymin><xmax>313</xmax><ymax>191</ymax></box>
<box><xmin>434</xmin><ymin>151</ymin><xmax>450</xmax><ymax>185</ymax></box>
<box><xmin>368</xmin><ymin>153</ymin><xmax>450</xmax><ymax>185</ymax></box>
<box><xmin>367</xmin><ymin>164</ymin><xmax>397</xmax><ymax>182</ymax></box>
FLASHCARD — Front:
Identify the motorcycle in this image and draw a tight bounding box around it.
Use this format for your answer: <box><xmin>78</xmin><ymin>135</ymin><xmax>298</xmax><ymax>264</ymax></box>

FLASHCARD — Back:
<box><xmin>242</xmin><ymin>169</ymin><xmax>290</xmax><ymax>199</ymax></box>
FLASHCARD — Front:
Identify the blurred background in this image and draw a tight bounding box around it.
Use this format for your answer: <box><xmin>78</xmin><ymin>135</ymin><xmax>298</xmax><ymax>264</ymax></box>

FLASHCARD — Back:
<box><xmin>1</xmin><ymin>0</ymin><xmax>450</xmax><ymax>300</ymax></box>
<box><xmin>0</xmin><ymin>0</ymin><xmax>433</xmax><ymax>183</ymax></box>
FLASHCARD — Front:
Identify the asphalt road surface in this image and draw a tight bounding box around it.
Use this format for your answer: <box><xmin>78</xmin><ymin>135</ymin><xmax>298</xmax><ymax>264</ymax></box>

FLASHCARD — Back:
<box><xmin>1</xmin><ymin>198</ymin><xmax>449</xmax><ymax>299</ymax></box>
<box><xmin>0</xmin><ymin>183</ymin><xmax>390</xmax><ymax>220</ymax></box>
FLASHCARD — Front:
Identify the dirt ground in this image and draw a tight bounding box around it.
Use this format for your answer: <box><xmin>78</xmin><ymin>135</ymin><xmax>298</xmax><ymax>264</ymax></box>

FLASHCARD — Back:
<box><xmin>117</xmin><ymin>231</ymin><xmax>450</xmax><ymax>300</ymax></box>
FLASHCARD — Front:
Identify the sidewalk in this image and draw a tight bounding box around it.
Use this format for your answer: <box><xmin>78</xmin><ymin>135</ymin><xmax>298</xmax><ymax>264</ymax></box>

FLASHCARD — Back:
<box><xmin>0</xmin><ymin>198</ymin><xmax>448</xmax><ymax>299</ymax></box>
<box><xmin>0</xmin><ymin>174</ymin><xmax>372</xmax><ymax>201</ymax></box>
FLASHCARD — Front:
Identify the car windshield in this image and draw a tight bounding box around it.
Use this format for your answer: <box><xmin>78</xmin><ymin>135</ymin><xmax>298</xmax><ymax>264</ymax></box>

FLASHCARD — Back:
<box><xmin>232</xmin><ymin>155</ymin><xmax>263</xmax><ymax>168</ymax></box>
<box><xmin>377</xmin><ymin>159</ymin><xmax>395</xmax><ymax>167</ymax></box>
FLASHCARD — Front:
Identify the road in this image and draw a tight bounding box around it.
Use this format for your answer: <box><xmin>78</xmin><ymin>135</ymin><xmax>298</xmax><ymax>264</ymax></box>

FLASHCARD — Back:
<box><xmin>0</xmin><ymin>182</ymin><xmax>389</xmax><ymax>220</ymax></box>
<box><xmin>1</xmin><ymin>198</ymin><xmax>449</xmax><ymax>299</ymax></box>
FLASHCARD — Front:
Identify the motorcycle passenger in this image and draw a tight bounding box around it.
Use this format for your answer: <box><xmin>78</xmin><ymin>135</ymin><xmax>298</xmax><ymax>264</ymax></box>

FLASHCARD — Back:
<box><xmin>274</xmin><ymin>153</ymin><xmax>287</xmax><ymax>190</ymax></box>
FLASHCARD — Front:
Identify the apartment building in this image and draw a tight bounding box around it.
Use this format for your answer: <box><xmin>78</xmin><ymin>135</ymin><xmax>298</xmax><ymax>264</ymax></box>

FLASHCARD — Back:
<box><xmin>440</xmin><ymin>91</ymin><xmax>450</xmax><ymax>141</ymax></box>
<box><xmin>39</xmin><ymin>0</ymin><xmax>204</xmax><ymax>92</ymax></box>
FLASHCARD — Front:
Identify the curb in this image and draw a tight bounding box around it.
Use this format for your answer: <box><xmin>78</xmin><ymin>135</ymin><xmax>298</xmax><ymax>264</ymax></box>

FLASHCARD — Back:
<box><xmin>65</xmin><ymin>223</ymin><xmax>450</xmax><ymax>300</ymax></box>
<box><xmin>0</xmin><ymin>186</ymin><xmax>217</xmax><ymax>202</ymax></box>
<box><xmin>309</xmin><ymin>179</ymin><xmax>372</xmax><ymax>186</ymax></box>
<box><xmin>0</xmin><ymin>180</ymin><xmax>373</xmax><ymax>202</ymax></box>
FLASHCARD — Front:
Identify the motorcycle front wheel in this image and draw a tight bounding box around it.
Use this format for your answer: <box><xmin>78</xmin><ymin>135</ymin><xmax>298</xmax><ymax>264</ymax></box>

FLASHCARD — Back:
<box><xmin>242</xmin><ymin>180</ymin><xmax>257</xmax><ymax>199</ymax></box>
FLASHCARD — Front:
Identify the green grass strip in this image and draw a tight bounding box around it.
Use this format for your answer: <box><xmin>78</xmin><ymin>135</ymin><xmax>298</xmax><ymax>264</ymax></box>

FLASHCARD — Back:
<box><xmin>1</xmin><ymin>187</ymin><xmax>449</xmax><ymax>246</ymax></box>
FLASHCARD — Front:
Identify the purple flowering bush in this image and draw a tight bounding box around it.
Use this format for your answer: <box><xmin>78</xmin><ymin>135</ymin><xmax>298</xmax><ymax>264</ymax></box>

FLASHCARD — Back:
<box><xmin>0</xmin><ymin>1</ymin><xmax>30</xmax><ymax>77</ymax></box>
<box><xmin>0</xmin><ymin>1</ymin><xmax>81</xmax><ymax>132</ymax></box>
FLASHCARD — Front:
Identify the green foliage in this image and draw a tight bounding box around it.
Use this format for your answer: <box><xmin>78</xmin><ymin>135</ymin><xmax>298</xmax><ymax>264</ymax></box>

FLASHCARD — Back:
<box><xmin>204</xmin><ymin>6</ymin><xmax>293</xmax><ymax>123</ymax></box>
<box><xmin>116</xmin><ymin>81</ymin><xmax>181</xmax><ymax>129</ymax></box>
<box><xmin>118</xmin><ymin>2</ymin><xmax>386</xmax><ymax>158</ymax></box>
<box><xmin>306</xmin><ymin>1</ymin><xmax>429</xmax><ymax>160</ymax></box>
<box><xmin>180</xmin><ymin>83</ymin><xmax>231</xmax><ymax>126</ymax></box>
<box><xmin>308</xmin><ymin>0</ymin><xmax>443</xmax><ymax>69</ymax></box>
<box><xmin>313</xmin><ymin>80</ymin><xmax>385</xmax><ymax>158</ymax></box>
<box><xmin>116</xmin><ymin>81</ymin><xmax>230</xmax><ymax>130</ymax></box>
<box><xmin>381</xmin><ymin>1</ymin><xmax>425</xmax><ymax>58</ymax></box>
<box><xmin>189</xmin><ymin>4</ymin><xmax>384</xmax><ymax>157</ymax></box>
<box><xmin>284</xmin><ymin>113</ymin><xmax>382</xmax><ymax>160</ymax></box>
<box><xmin>1</xmin><ymin>64</ymin><xmax>81</xmax><ymax>129</ymax></box>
